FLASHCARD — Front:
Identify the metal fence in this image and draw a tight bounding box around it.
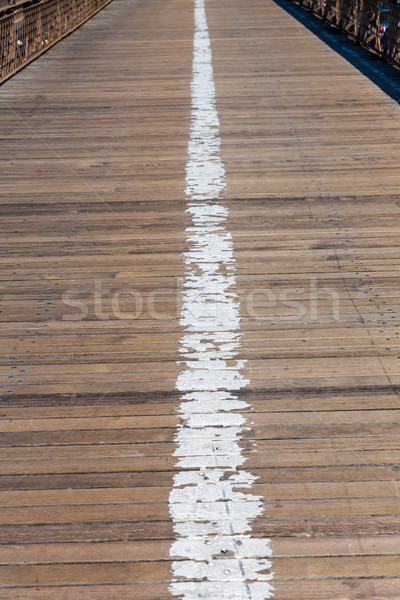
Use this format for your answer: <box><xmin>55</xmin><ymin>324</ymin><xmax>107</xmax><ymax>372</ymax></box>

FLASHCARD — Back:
<box><xmin>292</xmin><ymin>0</ymin><xmax>400</xmax><ymax>67</ymax></box>
<box><xmin>0</xmin><ymin>0</ymin><xmax>113</xmax><ymax>83</ymax></box>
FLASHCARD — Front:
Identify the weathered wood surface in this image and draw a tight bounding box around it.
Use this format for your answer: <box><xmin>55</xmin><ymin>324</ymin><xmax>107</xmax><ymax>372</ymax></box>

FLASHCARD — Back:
<box><xmin>1</xmin><ymin>0</ymin><xmax>400</xmax><ymax>597</ymax></box>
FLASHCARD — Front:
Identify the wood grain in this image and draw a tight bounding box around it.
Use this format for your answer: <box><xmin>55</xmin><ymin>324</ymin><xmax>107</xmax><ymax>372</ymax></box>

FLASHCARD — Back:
<box><xmin>1</xmin><ymin>0</ymin><xmax>400</xmax><ymax>596</ymax></box>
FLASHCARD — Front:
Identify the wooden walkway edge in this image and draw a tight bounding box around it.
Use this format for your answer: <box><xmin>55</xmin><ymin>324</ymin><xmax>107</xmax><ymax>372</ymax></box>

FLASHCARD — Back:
<box><xmin>1</xmin><ymin>0</ymin><xmax>400</xmax><ymax>597</ymax></box>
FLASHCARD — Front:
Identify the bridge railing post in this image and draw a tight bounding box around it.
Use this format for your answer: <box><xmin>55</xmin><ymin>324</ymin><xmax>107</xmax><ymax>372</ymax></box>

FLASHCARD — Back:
<box><xmin>0</xmin><ymin>0</ymin><xmax>114</xmax><ymax>84</ymax></box>
<box><xmin>292</xmin><ymin>0</ymin><xmax>400</xmax><ymax>69</ymax></box>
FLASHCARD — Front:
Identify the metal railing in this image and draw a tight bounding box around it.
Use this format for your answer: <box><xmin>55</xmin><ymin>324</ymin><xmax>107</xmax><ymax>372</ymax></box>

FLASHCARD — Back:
<box><xmin>0</xmin><ymin>0</ymin><xmax>113</xmax><ymax>83</ymax></box>
<box><xmin>292</xmin><ymin>0</ymin><xmax>400</xmax><ymax>67</ymax></box>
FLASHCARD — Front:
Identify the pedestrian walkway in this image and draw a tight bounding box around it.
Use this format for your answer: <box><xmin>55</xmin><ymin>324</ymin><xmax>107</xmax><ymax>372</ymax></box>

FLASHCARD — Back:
<box><xmin>1</xmin><ymin>0</ymin><xmax>400</xmax><ymax>597</ymax></box>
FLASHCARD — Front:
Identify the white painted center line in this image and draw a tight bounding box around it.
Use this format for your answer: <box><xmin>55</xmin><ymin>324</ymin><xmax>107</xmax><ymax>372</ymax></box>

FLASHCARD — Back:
<box><xmin>169</xmin><ymin>0</ymin><xmax>274</xmax><ymax>598</ymax></box>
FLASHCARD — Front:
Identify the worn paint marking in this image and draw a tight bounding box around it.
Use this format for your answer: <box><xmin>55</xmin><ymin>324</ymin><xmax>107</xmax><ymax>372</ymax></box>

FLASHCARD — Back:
<box><xmin>168</xmin><ymin>0</ymin><xmax>274</xmax><ymax>598</ymax></box>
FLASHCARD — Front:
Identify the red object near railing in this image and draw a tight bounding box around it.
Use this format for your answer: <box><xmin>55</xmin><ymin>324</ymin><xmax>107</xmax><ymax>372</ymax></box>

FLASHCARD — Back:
<box><xmin>292</xmin><ymin>0</ymin><xmax>400</xmax><ymax>67</ymax></box>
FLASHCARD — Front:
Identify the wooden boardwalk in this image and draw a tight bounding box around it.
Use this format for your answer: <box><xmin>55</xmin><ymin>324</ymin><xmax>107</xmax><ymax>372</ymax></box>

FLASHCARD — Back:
<box><xmin>1</xmin><ymin>0</ymin><xmax>400</xmax><ymax>597</ymax></box>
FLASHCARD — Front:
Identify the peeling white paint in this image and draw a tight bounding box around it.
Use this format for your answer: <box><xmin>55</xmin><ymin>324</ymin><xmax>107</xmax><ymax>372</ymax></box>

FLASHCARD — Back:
<box><xmin>169</xmin><ymin>0</ymin><xmax>274</xmax><ymax>598</ymax></box>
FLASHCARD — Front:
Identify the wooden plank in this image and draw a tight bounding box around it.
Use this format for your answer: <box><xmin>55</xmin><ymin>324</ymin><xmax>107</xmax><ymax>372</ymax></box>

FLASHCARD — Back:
<box><xmin>1</xmin><ymin>0</ymin><xmax>400</xmax><ymax>594</ymax></box>
<box><xmin>0</xmin><ymin>555</ymin><xmax>399</xmax><ymax>586</ymax></box>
